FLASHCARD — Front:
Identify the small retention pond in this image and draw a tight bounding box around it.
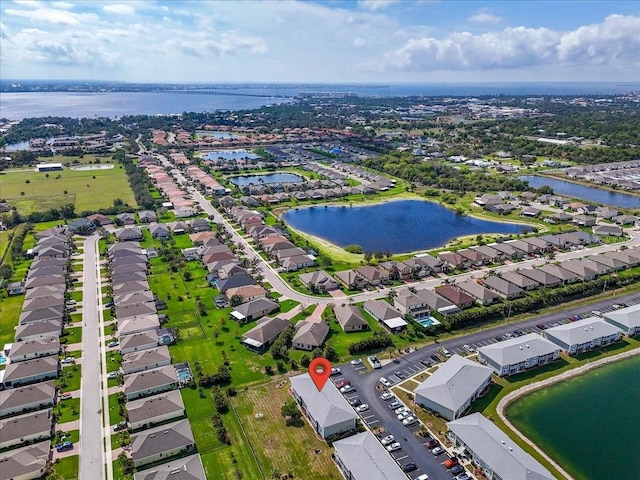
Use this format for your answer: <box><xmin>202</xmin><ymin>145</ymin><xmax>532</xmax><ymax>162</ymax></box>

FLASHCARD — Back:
<box><xmin>281</xmin><ymin>199</ymin><xmax>529</xmax><ymax>253</ymax></box>
<box><xmin>229</xmin><ymin>172</ymin><xmax>304</xmax><ymax>186</ymax></box>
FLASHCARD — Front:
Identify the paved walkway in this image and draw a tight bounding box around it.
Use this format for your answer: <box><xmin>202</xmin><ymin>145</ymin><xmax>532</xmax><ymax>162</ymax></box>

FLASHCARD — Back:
<box><xmin>496</xmin><ymin>347</ymin><xmax>640</xmax><ymax>480</ymax></box>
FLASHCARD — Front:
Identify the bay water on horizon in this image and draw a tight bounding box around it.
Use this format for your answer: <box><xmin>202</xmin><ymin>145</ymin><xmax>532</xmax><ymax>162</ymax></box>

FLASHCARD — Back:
<box><xmin>1</xmin><ymin>82</ymin><xmax>639</xmax><ymax>121</ymax></box>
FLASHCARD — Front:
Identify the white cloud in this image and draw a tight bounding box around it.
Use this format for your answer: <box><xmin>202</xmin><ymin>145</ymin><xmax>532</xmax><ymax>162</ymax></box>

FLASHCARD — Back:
<box><xmin>353</xmin><ymin>37</ymin><xmax>366</xmax><ymax>48</ymax></box>
<box><xmin>102</xmin><ymin>4</ymin><xmax>135</xmax><ymax>16</ymax></box>
<box><xmin>358</xmin><ymin>0</ymin><xmax>399</xmax><ymax>11</ymax></box>
<box><xmin>167</xmin><ymin>33</ymin><xmax>268</xmax><ymax>58</ymax></box>
<box><xmin>381</xmin><ymin>15</ymin><xmax>639</xmax><ymax>71</ymax></box>
<box><xmin>4</xmin><ymin>7</ymin><xmax>97</xmax><ymax>25</ymax></box>
<box><xmin>51</xmin><ymin>2</ymin><xmax>74</xmax><ymax>9</ymax></box>
<box><xmin>469</xmin><ymin>12</ymin><xmax>502</xmax><ymax>24</ymax></box>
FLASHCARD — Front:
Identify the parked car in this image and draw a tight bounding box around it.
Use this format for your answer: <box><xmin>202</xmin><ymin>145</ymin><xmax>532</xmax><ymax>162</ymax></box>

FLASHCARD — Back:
<box><xmin>330</xmin><ymin>367</ymin><xmax>341</xmax><ymax>376</ymax></box>
<box><xmin>450</xmin><ymin>465</ymin><xmax>464</xmax><ymax>475</ymax></box>
<box><xmin>388</xmin><ymin>401</ymin><xmax>402</xmax><ymax>410</ymax></box>
<box><xmin>350</xmin><ymin>358</ymin><xmax>362</xmax><ymax>365</ymax></box>
<box><xmin>380</xmin><ymin>435</ymin><xmax>395</xmax><ymax>446</ymax></box>
<box><xmin>426</xmin><ymin>438</ymin><xmax>439</xmax><ymax>449</ymax></box>
<box><xmin>444</xmin><ymin>457</ymin><xmax>459</xmax><ymax>468</ymax></box>
<box><xmin>394</xmin><ymin>370</ymin><xmax>406</xmax><ymax>379</ymax></box>
<box><xmin>419</xmin><ymin>359</ymin><xmax>432</xmax><ymax>367</ymax></box>
<box><xmin>397</xmin><ymin>411</ymin><xmax>411</xmax><ymax>420</ymax></box>
<box><xmin>395</xmin><ymin>406</ymin><xmax>410</xmax><ymax>414</ymax></box>
<box><xmin>107</xmin><ymin>371</ymin><xmax>120</xmax><ymax>380</ymax></box>
<box><xmin>59</xmin><ymin>392</ymin><xmax>72</xmax><ymax>400</ymax></box>
<box><xmin>61</xmin><ymin>357</ymin><xmax>75</xmax><ymax>364</ymax></box>
<box><xmin>386</xmin><ymin>442</ymin><xmax>401</xmax><ymax>452</ymax></box>
<box><xmin>107</xmin><ymin>340</ymin><xmax>119</xmax><ymax>348</ymax></box>
<box><xmin>455</xmin><ymin>474</ymin><xmax>470</xmax><ymax>480</ymax></box>
<box><xmin>431</xmin><ymin>446</ymin><xmax>444</xmax><ymax>455</ymax></box>
<box><xmin>440</xmin><ymin>348</ymin><xmax>451</xmax><ymax>357</ymax></box>
<box><xmin>430</xmin><ymin>354</ymin><xmax>442</xmax><ymax>363</ymax></box>
<box><xmin>402</xmin><ymin>462</ymin><xmax>418</xmax><ymax>472</ymax></box>
<box><xmin>55</xmin><ymin>441</ymin><xmax>73</xmax><ymax>452</ymax></box>
<box><xmin>380</xmin><ymin>391</ymin><xmax>394</xmax><ymax>401</ymax></box>
<box><xmin>367</xmin><ymin>355</ymin><xmax>382</xmax><ymax>369</ymax></box>
<box><xmin>536</xmin><ymin>323</ymin><xmax>547</xmax><ymax>330</ymax></box>
<box><xmin>113</xmin><ymin>421</ymin><xmax>127</xmax><ymax>432</ymax></box>
<box><xmin>355</xmin><ymin>404</ymin><xmax>369</xmax><ymax>413</ymax></box>
<box><xmin>402</xmin><ymin>416</ymin><xmax>417</xmax><ymax>426</ymax></box>
<box><xmin>335</xmin><ymin>379</ymin><xmax>350</xmax><ymax>389</ymax></box>
<box><xmin>415</xmin><ymin>475</ymin><xmax>429</xmax><ymax>480</ymax></box>
<box><xmin>104</xmin><ymin>301</ymin><xmax>114</xmax><ymax>308</ymax></box>
<box><xmin>379</xmin><ymin>377</ymin><xmax>392</xmax><ymax>388</ymax></box>
<box><xmin>339</xmin><ymin>385</ymin><xmax>355</xmax><ymax>394</ymax></box>
<box><xmin>463</xmin><ymin>344</ymin><xmax>475</xmax><ymax>353</ymax></box>
<box><xmin>349</xmin><ymin>397</ymin><xmax>362</xmax><ymax>407</ymax></box>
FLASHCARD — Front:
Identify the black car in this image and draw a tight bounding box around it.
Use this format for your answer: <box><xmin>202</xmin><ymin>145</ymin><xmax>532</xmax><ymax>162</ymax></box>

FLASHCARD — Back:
<box><xmin>394</xmin><ymin>370</ymin><xmax>406</xmax><ymax>379</ymax></box>
<box><xmin>431</xmin><ymin>354</ymin><xmax>442</xmax><ymax>362</ymax></box>
<box><xmin>402</xmin><ymin>462</ymin><xmax>418</xmax><ymax>472</ymax></box>
<box><xmin>419</xmin><ymin>359</ymin><xmax>432</xmax><ymax>367</ymax></box>
<box><xmin>450</xmin><ymin>465</ymin><xmax>464</xmax><ymax>475</ymax></box>
<box><xmin>349</xmin><ymin>397</ymin><xmax>362</xmax><ymax>407</ymax></box>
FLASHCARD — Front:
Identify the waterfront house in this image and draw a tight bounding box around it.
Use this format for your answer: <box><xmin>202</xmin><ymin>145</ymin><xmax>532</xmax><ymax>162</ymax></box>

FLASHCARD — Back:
<box><xmin>334</xmin><ymin>270</ymin><xmax>366</xmax><ymax>290</ymax></box>
<box><xmin>505</xmin><ymin>239</ymin><xmax>536</xmax><ymax>256</ymax></box>
<box><xmin>604</xmin><ymin>305</ymin><xmax>640</xmax><ymax>336</ymax></box>
<box><xmin>356</xmin><ymin>266</ymin><xmax>386</xmax><ymax>285</ymax></box>
<box><xmin>472</xmin><ymin>245</ymin><xmax>504</xmax><ymax>263</ymax></box>
<box><xmin>437</xmin><ymin>251</ymin><xmax>470</xmax><ymax>270</ymax></box>
<box><xmin>458</xmin><ymin>249</ymin><xmax>487</xmax><ymax>267</ymax></box>
<box><xmin>333</xmin><ymin>431</ymin><xmax>407</xmax><ymax>480</ymax></box>
<box><xmin>413</xmin><ymin>254</ymin><xmax>445</xmax><ymax>274</ymax></box>
<box><xmin>290</xmin><ymin>373</ymin><xmax>357</xmax><ymax>440</ymax></box>
<box><xmin>447</xmin><ymin>413</ymin><xmax>555</xmax><ymax>480</ymax></box>
<box><xmin>299</xmin><ymin>270</ymin><xmax>338</xmax><ymax>292</ymax></box>
<box><xmin>477</xmin><ymin>333</ymin><xmax>560</xmax><ymax>377</ymax></box>
<box><xmin>544</xmin><ymin>317</ymin><xmax>623</xmax><ymax>355</ymax></box>
<box><xmin>415</xmin><ymin>355</ymin><xmax>493</xmax><ymax>421</ymax></box>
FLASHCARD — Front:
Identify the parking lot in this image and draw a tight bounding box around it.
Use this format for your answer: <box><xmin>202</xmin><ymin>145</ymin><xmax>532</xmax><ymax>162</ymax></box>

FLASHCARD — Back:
<box><xmin>327</xmin><ymin>293</ymin><xmax>640</xmax><ymax>479</ymax></box>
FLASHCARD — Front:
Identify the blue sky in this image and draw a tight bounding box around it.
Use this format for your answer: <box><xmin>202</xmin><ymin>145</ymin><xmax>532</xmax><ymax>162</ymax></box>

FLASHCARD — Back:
<box><xmin>1</xmin><ymin>0</ymin><xmax>638</xmax><ymax>83</ymax></box>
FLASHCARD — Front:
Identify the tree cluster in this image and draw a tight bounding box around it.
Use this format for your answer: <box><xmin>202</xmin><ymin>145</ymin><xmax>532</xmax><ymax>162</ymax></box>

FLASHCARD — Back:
<box><xmin>347</xmin><ymin>331</ymin><xmax>393</xmax><ymax>355</ymax></box>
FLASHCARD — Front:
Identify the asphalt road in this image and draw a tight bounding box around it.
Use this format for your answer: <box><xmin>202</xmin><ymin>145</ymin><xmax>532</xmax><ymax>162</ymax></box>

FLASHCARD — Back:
<box><xmin>332</xmin><ymin>291</ymin><xmax>640</xmax><ymax>480</ymax></box>
<box><xmin>79</xmin><ymin>234</ymin><xmax>105</xmax><ymax>480</ymax></box>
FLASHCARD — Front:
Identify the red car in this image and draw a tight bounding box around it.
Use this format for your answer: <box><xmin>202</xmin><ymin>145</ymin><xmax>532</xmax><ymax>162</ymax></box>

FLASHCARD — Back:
<box><xmin>335</xmin><ymin>379</ymin><xmax>351</xmax><ymax>389</ymax></box>
<box><xmin>444</xmin><ymin>457</ymin><xmax>459</xmax><ymax>469</ymax></box>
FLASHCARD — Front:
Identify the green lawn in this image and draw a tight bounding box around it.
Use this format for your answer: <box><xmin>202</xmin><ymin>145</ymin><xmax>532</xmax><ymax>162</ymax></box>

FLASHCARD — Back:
<box><xmin>108</xmin><ymin>393</ymin><xmax>125</xmax><ymax>425</ymax></box>
<box><xmin>0</xmin><ymin>165</ymin><xmax>136</xmax><ymax>214</ymax></box>
<box><xmin>57</xmin><ymin>365</ymin><xmax>82</xmax><ymax>391</ymax></box>
<box><xmin>278</xmin><ymin>299</ymin><xmax>300</xmax><ymax>313</ymax></box>
<box><xmin>52</xmin><ymin>429</ymin><xmax>80</xmax><ymax>445</ymax></box>
<box><xmin>54</xmin><ymin>397</ymin><xmax>81</xmax><ymax>424</ymax></box>
<box><xmin>52</xmin><ymin>454</ymin><xmax>79</xmax><ymax>480</ymax></box>
<box><xmin>0</xmin><ymin>295</ymin><xmax>23</xmax><ymax>345</ymax></box>
<box><xmin>61</xmin><ymin>327</ymin><xmax>82</xmax><ymax>345</ymax></box>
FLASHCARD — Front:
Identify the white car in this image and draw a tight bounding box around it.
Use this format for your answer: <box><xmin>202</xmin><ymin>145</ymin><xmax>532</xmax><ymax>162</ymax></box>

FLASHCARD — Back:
<box><xmin>380</xmin><ymin>392</ymin><xmax>394</xmax><ymax>401</ymax></box>
<box><xmin>380</xmin><ymin>435</ymin><xmax>395</xmax><ymax>446</ymax></box>
<box><xmin>415</xmin><ymin>475</ymin><xmax>429</xmax><ymax>480</ymax></box>
<box><xmin>395</xmin><ymin>406</ymin><xmax>410</xmax><ymax>415</ymax></box>
<box><xmin>107</xmin><ymin>371</ymin><xmax>120</xmax><ymax>379</ymax></box>
<box><xmin>330</xmin><ymin>367</ymin><xmax>341</xmax><ymax>376</ymax></box>
<box><xmin>397</xmin><ymin>411</ymin><xmax>411</xmax><ymax>420</ymax></box>
<box><xmin>340</xmin><ymin>385</ymin><xmax>355</xmax><ymax>394</ymax></box>
<box><xmin>386</xmin><ymin>442</ymin><xmax>401</xmax><ymax>452</ymax></box>
<box><xmin>402</xmin><ymin>416</ymin><xmax>417</xmax><ymax>426</ymax></box>
<box><xmin>355</xmin><ymin>404</ymin><xmax>369</xmax><ymax>413</ymax></box>
<box><xmin>350</xmin><ymin>358</ymin><xmax>362</xmax><ymax>365</ymax></box>
<box><xmin>431</xmin><ymin>446</ymin><xmax>444</xmax><ymax>455</ymax></box>
<box><xmin>463</xmin><ymin>344</ymin><xmax>475</xmax><ymax>353</ymax></box>
<box><xmin>379</xmin><ymin>377</ymin><xmax>392</xmax><ymax>388</ymax></box>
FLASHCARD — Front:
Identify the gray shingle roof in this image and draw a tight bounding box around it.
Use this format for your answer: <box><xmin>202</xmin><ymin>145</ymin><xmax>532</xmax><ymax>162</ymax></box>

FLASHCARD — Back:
<box><xmin>293</xmin><ymin>320</ymin><xmax>329</xmax><ymax>348</ymax></box>
<box><xmin>604</xmin><ymin>304</ymin><xmax>640</xmax><ymax>331</ymax></box>
<box><xmin>0</xmin><ymin>380</ymin><xmax>56</xmax><ymax>415</ymax></box>
<box><xmin>448</xmin><ymin>413</ymin><xmax>554</xmax><ymax>480</ymax></box>
<box><xmin>0</xmin><ymin>408</ymin><xmax>52</xmax><ymax>445</ymax></box>
<box><xmin>2</xmin><ymin>356</ymin><xmax>58</xmax><ymax>384</ymax></box>
<box><xmin>127</xmin><ymin>390</ymin><xmax>185</xmax><ymax>426</ymax></box>
<box><xmin>290</xmin><ymin>373</ymin><xmax>357</xmax><ymax>431</ymax></box>
<box><xmin>133</xmin><ymin>454</ymin><xmax>207</xmax><ymax>480</ymax></box>
<box><xmin>124</xmin><ymin>366</ymin><xmax>178</xmax><ymax>397</ymax></box>
<box><xmin>415</xmin><ymin>355</ymin><xmax>493</xmax><ymax>415</ymax></box>
<box><xmin>333</xmin><ymin>431</ymin><xmax>406</xmax><ymax>480</ymax></box>
<box><xmin>0</xmin><ymin>440</ymin><xmax>49</xmax><ymax>480</ymax></box>
<box><xmin>333</xmin><ymin>305</ymin><xmax>368</xmax><ymax>329</ymax></box>
<box><xmin>478</xmin><ymin>333</ymin><xmax>559</xmax><ymax>367</ymax></box>
<box><xmin>544</xmin><ymin>317</ymin><xmax>622</xmax><ymax>347</ymax></box>
<box><xmin>131</xmin><ymin>419</ymin><xmax>194</xmax><ymax>462</ymax></box>
<box><xmin>484</xmin><ymin>276</ymin><xmax>524</xmax><ymax>297</ymax></box>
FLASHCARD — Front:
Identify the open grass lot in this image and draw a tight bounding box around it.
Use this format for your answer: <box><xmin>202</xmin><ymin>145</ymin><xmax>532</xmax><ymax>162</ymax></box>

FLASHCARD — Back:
<box><xmin>0</xmin><ymin>294</ymin><xmax>23</xmax><ymax>345</ymax></box>
<box><xmin>54</xmin><ymin>397</ymin><xmax>81</xmax><ymax>424</ymax></box>
<box><xmin>37</xmin><ymin>153</ymin><xmax>115</xmax><ymax>166</ymax></box>
<box><xmin>0</xmin><ymin>165</ymin><xmax>136</xmax><ymax>214</ymax></box>
<box><xmin>52</xmin><ymin>454</ymin><xmax>79</xmax><ymax>479</ymax></box>
<box><xmin>232</xmin><ymin>380</ymin><xmax>339</xmax><ymax>480</ymax></box>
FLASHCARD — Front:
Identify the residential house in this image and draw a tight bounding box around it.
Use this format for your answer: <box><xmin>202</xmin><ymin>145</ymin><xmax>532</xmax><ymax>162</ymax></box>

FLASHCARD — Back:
<box><xmin>415</xmin><ymin>355</ymin><xmax>493</xmax><ymax>420</ymax></box>
<box><xmin>437</xmin><ymin>252</ymin><xmax>469</xmax><ymax>270</ymax></box>
<box><xmin>299</xmin><ymin>270</ymin><xmax>338</xmax><ymax>292</ymax></box>
<box><xmin>505</xmin><ymin>240</ymin><xmax>536</xmax><ymax>256</ymax></box>
<box><xmin>242</xmin><ymin>316</ymin><xmax>291</xmax><ymax>353</ymax></box>
<box><xmin>0</xmin><ymin>408</ymin><xmax>52</xmax><ymax>449</ymax></box>
<box><xmin>537</xmin><ymin>264</ymin><xmax>580</xmax><ymax>284</ymax></box>
<box><xmin>472</xmin><ymin>245</ymin><xmax>503</xmax><ymax>264</ymax></box>
<box><xmin>334</xmin><ymin>270</ymin><xmax>366</xmax><ymax>290</ymax></box>
<box><xmin>217</xmin><ymin>263</ymin><xmax>247</xmax><ymax>280</ymax></box>
<box><xmin>131</xmin><ymin>419</ymin><xmax>195</xmax><ymax>468</ymax></box>
<box><xmin>225</xmin><ymin>285</ymin><xmax>267</xmax><ymax>303</ymax></box>
<box><xmin>14</xmin><ymin>320</ymin><xmax>63</xmax><ymax>343</ymax></box>
<box><xmin>544</xmin><ymin>317</ymin><xmax>623</xmax><ymax>355</ymax></box>
<box><xmin>189</xmin><ymin>218</ymin><xmax>210</xmax><ymax>232</ymax></box>
<box><xmin>1</xmin><ymin>356</ymin><xmax>58</xmax><ymax>388</ymax></box>
<box><xmin>520</xmin><ymin>237</ymin><xmax>551</xmax><ymax>253</ymax></box>
<box><xmin>572</xmin><ymin>214</ymin><xmax>597</xmax><ymax>227</ymax></box>
<box><xmin>8</xmin><ymin>338</ymin><xmax>60</xmax><ymax>363</ymax></box>
<box><xmin>149</xmin><ymin>224</ymin><xmax>171</xmax><ymax>240</ymax></box>
<box><xmin>281</xmin><ymin>254</ymin><xmax>316</xmax><ymax>272</ymax></box>
<box><xmin>588</xmin><ymin>254</ymin><xmax>627</xmax><ymax>272</ymax></box>
<box><xmin>604</xmin><ymin>251</ymin><xmax>640</xmax><ymax>268</ymax></box>
<box><xmin>124</xmin><ymin>365</ymin><xmax>179</xmax><ymax>401</ymax></box>
<box><xmin>117</xmin><ymin>212</ymin><xmax>136</xmax><ymax>225</ymax></box>
<box><xmin>355</xmin><ymin>266</ymin><xmax>387</xmax><ymax>286</ymax></box>
<box><xmin>333</xmin><ymin>305</ymin><xmax>368</xmax><ymax>332</ymax></box>
<box><xmin>596</xmin><ymin>206</ymin><xmax>619</xmax><ymax>219</ymax></box>
<box><xmin>0</xmin><ymin>380</ymin><xmax>56</xmax><ymax>418</ymax></box>
<box><xmin>412</xmin><ymin>254</ymin><xmax>445</xmax><ymax>274</ymax></box>
<box><xmin>483</xmin><ymin>276</ymin><xmax>524</xmax><ymax>300</ymax></box>
<box><xmin>378</xmin><ymin>260</ymin><xmax>412</xmax><ymax>281</ymax></box>
<box><xmin>127</xmin><ymin>390</ymin><xmax>186</xmax><ymax>431</ymax></box>
<box><xmin>559</xmin><ymin>259</ymin><xmax>599</xmax><ymax>281</ymax></box>
<box><xmin>333</xmin><ymin>431</ymin><xmax>407</xmax><ymax>480</ymax></box>
<box><xmin>0</xmin><ymin>440</ymin><xmax>50</xmax><ymax>480</ymax></box>
<box><xmin>292</xmin><ymin>319</ymin><xmax>330</xmax><ymax>351</ymax></box>
<box><xmin>457</xmin><ymin>279</ymin><xmax>501</xmax><ymax>306</ymax></box>
<box><xmin>138</xmin><ymin>210</ymin><xmax>158</xmax><ymax>223</ymax></box>
<box><xmin>68</xmin><ymin>218</ymin><xmax>96</xmax><ymax>234</ymax></box>
<box><xmin>474</xmin><ymin>194</ymin><xmax>502</xmax><ymax>208</ymax></box>
<box><xmin>87</xmin><ymin>213</ymin><xmax>113</xmax><ymax>225</ymax></box>
<box><xmin>477</xmin><ymin>333</ymin><xmax>561</xmax><ymax>377</ymax></box>
<box><xmin>604</xmin><ymin>305</ymin><xmax>640</xmax><ymax>337</ymax></box>
<box><xmin>230</xmin><ymin>298</ymin><xmax>279</xmax><ymax>324</ymax></box>
<box><xmin>116</xmin><ymin>302</ymin><xmax>158</xmax><ymax>321</ymax></box>
<box><xmin>215</xmin><ymin>275</ymin><xmax>256</xmax><ymax>293</ymax></box>
<box><xmin>118</xmin><ymin>315</ymin><xmax>161</xmax><ymax>337</ymax></box>
<box><xmin>447</xmin><ymin>413</ymin><xmax>555</xmax><ymax>480</ymax></box>
<box><xmin>290</xmin><ymin>373</ymin><xmax>357</xmax><ymax>440</ymax></box>
<box><xmin>435</xmin><ymin>286</ymin><xmax>474</xmax><ymax>309</ymax></box>
<box><xmin>362</xmin><ymin>300</ymin><xmax>407</xmax><ymax>333</ymax></box>
<box><xmin>174</xmin><ymin>206</ymin><xmax>197</xmax><ymax>218</ymax></box>
<box><xmin>133</xmin><ymin>454</ymin><xmax>206</xmax><ymax>480</ymax></box>
<box><xmin>518</xmin><ymin>268</ymin><xmax>562</xmax><ymax>288</ymax></box>
<box><xmin>122</xmin><ymin>346</ymin><xmax>172</xmax><ymax>375</ymax></box>
<box><xmin>394</xmin><ymin>289</ymin><xmax>430</xmax><ymax>319</ymax></box>
<box><xmin>169</xmin><ymin>221</ymin><xmax>189</xmax><ymax>235</ymax></box>
<box><xmin>119</xmin><ymin>330</ymin><xmax>161</xmax><ymax>355</ymax></box>
<box><xmin>499</xmin><ymin>271</ymin><xmax>539</xmax><ymax>290</ymax></box>
<box><xmin>116</xmin><ymin>227</ymin><xmax>144</xmax><ymax>242</ymax></box>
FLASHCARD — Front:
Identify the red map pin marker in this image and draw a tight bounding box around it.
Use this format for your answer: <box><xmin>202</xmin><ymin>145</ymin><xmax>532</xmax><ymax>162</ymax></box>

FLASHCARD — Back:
<box><xmin>308</xmin><ymin>357</ymin><xmax>331</xmax><ymax>392</ymax></box>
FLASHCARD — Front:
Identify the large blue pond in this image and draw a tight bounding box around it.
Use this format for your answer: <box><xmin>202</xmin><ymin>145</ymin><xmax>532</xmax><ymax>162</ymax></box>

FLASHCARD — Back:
<box><xmin>281</xmin><ymin>200</ymin><xmax>529</xmax><ymax>253</ymax></box>
<box><xmin>203</xmin><ymin>150</ymin><xmax>258</xmax><ymax>161</ymax></box>
<box><xmin>521</xmin><ymin>176</ymin><xmax>640</xmax><ymax>209</ymax></box>
<box><xmin>229</xmin><ymin>173</ymin><xmax>304</xmax><ymax>186</ymax></box>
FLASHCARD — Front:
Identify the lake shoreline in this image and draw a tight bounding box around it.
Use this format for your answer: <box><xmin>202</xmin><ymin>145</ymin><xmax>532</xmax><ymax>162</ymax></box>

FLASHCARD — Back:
<box><xmin>497</xmin><ymin>347</ymin><xmax>640</xmax><ymax>480</ymax></box>
<box><xmin>537</xmin><ymin>171</ymin><xmax>640</xmax><ymax>200</ymax></box>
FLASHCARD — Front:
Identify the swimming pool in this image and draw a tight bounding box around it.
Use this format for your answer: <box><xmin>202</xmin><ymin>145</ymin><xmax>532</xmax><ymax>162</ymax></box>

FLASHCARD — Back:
<box><xmin>417</xmin><ymin>316</ymin><xmax>441</xmax><ymax>327</ymax></box>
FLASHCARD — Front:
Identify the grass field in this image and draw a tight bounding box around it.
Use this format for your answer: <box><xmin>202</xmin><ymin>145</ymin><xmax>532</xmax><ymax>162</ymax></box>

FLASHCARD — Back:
<box><xmin>54</xmin><ymin>397</ymin><xmax>81</xmax><ymax>424</ymax></box>
<box><xmin>0</xmin><ymin>294</ymin><xmax>23</xmax><ymax>345</ymax></box>
<box><xmin>0</xmin><ymin>165</ymin><xmax>136</xmax><ymax>214</ymax></box>
<box><xmin>53</xmin><ymin>454</ymin><xmax>79</xmax><ymax>480</ymax></box>
<box><xmin>38</xmin><ymin>154</ymin><xmax>115</xmax><ymax>166</ymax></box>
<box><xmin>232</xmin><ymin>380</ymin><xmax>339</xmax><ymax>479</ymax></box>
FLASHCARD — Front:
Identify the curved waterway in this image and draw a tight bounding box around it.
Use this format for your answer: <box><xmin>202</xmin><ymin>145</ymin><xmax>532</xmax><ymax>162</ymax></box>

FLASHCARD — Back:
<box><xmin>520</xmin><ymin>175</ymin><xmax>640</xmax><ymax>209</ymax></box>
<box><xmin>281</xmin><ymin>199</ymin><xmax>528</xmax><ymax>253</ymax></box>
<box><xmin>506</xmin><ymin>354</ymin><xmax>640</xmax><ymax>480</ymax></box>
